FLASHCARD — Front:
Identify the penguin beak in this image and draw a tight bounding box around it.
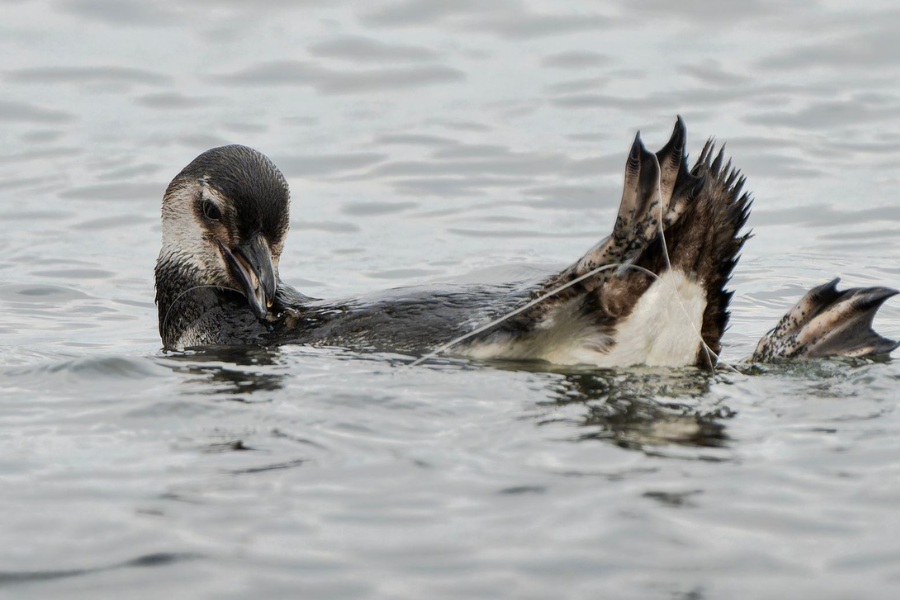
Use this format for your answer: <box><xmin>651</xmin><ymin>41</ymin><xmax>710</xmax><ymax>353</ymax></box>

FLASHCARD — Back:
<box><xmin>219</xmin><ymin>233</ymin><xmax>277</xmax><ymax>319</ymax></box>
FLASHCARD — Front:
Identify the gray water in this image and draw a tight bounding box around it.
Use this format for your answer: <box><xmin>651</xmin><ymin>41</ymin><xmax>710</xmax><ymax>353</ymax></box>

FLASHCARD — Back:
<box><xmin>3</xmin><ymin>1</ymin><xmax>900</xmax><ymax>598</ymax></box>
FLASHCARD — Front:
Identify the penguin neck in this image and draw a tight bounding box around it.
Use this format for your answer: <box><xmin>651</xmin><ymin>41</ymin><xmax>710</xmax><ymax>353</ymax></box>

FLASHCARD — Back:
<box><xmin>154</xmin><ymin>253</ymin><xmax>223</xmax><ymax>350</ymax></box>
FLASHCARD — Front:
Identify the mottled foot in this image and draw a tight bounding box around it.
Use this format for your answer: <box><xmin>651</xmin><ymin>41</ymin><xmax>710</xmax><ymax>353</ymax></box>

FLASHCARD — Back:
<box><xmin>753</xmin><ymin>278</ymin><xmax>898</xmax><ymax>362</ymax></box>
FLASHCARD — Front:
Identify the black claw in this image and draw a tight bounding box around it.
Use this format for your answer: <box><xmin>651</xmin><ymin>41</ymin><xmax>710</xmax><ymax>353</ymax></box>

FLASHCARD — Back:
<box><xmin>627</xmin><ymin>132</ymin><xmax>642</xmax><ymax>172</ymax></box>
<box><xmin>632</xmin><ymin>131</ymin><xmax>642</xmax><ymax>154</ymax></box>
<box><xmin>854</xmin><ymin>287</ymin><xmax>899</xmax><ymax>310</ymax></box>
<box><xmin>809</xmin><ymin>278</ymin><xmax>841</xmax><ymax>302</ymax></box>
<box><xmin>672</xmin><ymin>115</ymin><xmax>685</xmax><ymax>148</ymax></box>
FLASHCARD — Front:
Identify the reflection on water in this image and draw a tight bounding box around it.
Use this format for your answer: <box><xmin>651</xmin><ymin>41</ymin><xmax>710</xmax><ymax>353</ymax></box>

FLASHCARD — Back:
<box><xmin>159</xmin><ymin>347</ymin><xmax>288</xmax><ymax>400</ymax></box>
<box><xmin>494</xmin><ymin>360</ymin><xmax>733</xmax><ymax>452</ymax></box>
<box><xmin>545</xmin><ymin>369</ymin><xmax>731</xmax><ymax>451</ymax></box>
<box><xmin>2</xmin><ymin>0</ymin><xmax>900</xmax><ymax>598</ymax></box>
<box><xmin>0</xmin><ymin>553</ymin><xmax>203</xmax><ymax>589</ymax></box>
<box><xmin>169</xmin><ymin>347</ymin><xmax>735</xmax><ymax>452</ymax></box>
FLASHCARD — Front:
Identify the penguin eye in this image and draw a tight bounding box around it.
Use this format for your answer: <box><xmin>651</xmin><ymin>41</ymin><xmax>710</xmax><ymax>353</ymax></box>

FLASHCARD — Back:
<box><xmin>201</xmin><ymin>200</ymin><xmax>222</xmax><ymax>221</ymax></box>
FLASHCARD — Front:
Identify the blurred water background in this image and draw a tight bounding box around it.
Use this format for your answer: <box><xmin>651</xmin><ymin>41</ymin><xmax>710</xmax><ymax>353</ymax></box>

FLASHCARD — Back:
<box><xmin>2</xmin><ymin>1</ymin><xmax>900</xmax><ymax>598</ymax></box>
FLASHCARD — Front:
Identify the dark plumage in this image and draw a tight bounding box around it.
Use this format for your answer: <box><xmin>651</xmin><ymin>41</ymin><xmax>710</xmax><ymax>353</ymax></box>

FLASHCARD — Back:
<box><xmin>170</xmin><ymin>144</ymin><xmax>290</xmax><ymax>243</ymax></box>
<box><xmin>492</xmin><ymin>118</ymin><xmax>751</xmax><ymax>368</ymax></box>
<box><xmin>154</xmin><ymin>119</ymin><xmax>897</xmax><ymax>367</ymax></box>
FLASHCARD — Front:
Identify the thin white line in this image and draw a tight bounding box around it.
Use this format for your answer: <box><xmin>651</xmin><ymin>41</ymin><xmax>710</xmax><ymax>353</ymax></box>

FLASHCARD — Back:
<box><xmin>161</xmin><ymin>284</ymin><xmax>227</xmax><ymax>341</ymax></box>
<box><xmin>408</xmin><ymin>263</ymin><xmax>661</xmax><ymax>367</ymax></box>
<box><xmin>410</xmin><ymin>151</ymin><xmax>742</xmax><ymax>374</ymax></box>
<box><xmin>654</xmin><ymin>163</ymin><xmax>741</xmax><ymax>374</ymax></box>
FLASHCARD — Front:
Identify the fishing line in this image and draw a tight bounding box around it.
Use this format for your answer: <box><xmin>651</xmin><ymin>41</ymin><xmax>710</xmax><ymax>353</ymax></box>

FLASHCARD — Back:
<box><xmin>408</xmin><ymin>263</ymin><xmax>662</xmax><ymax>368</ymax></box>
<box><xmin>161</xmin><ymin>284</ymin><xmax>228</xmax><ymax>340</ymax></box>
<box><xmin>653</xmin><ymin>173</ymin><xmax>741</xmax><ymax>374</ymax></box>
<box><xmin>411</xmin><ymin>159</ymin><xmax>742</xmax><ymax>375</ymax></box>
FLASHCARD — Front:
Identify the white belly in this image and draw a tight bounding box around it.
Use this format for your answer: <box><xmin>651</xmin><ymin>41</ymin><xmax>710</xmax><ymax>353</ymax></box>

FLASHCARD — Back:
<box><xmin>597</xmin><ymin>270</ymin><xmax>706</xmax><ymax>367</ymax></box>
<box><xmin>459</xmin><ymin>270</ymin><xmax>707</xmax><ymax>368</ymax></box>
